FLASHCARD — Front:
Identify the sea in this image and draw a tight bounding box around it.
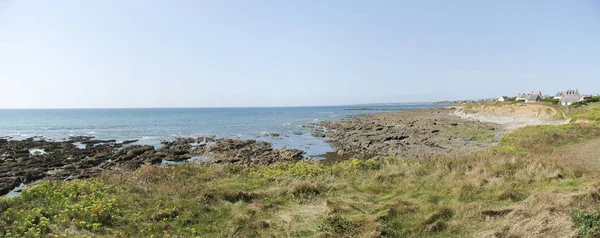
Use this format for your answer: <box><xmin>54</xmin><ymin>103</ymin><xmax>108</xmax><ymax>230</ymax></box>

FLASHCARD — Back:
<box><xmin>0</xmin><ymin>104</ymin><xmax>443</xmax><ymax>157</ymax></box>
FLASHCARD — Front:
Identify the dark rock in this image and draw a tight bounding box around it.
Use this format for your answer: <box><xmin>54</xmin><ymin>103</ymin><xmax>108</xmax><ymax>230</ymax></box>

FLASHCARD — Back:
<box><xmin>311</xmin><ymin>131</ymin><xmax>326</xmax><ymax>138</ymax></box>
<box><xmin>0</xmin><ymin>135</ymin><xmax>309</xmax><ymax>196</ymax></box>
<box><xmin>200</xmin><ymin>139</ymin><xmax>305</xmax><ymax>165</ymax></box>
<box><xmin>80</xmin><ymin>139</ymin><xmax>117</xmax><ymax>145</ymax></box>
<box><xmin>0</xmin><ymin>177</ymin><xmax>20</xmax><ymax>196</ymax></box>
<box><xmin>318</xmin><ymin>108</ymin><xmax>498</xmax><ymax>159</ymax></box>
<box><xmin>122</xmin><ymin>139</ymin><xmax>139</xmax><ymax>145</ymax></box>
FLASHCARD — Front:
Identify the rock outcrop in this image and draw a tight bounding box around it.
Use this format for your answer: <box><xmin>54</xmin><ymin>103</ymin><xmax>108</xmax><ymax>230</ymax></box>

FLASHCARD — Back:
<box><xmin>0</xmin><ymin>136</ymin><xmax>305</xmax><ymax>196</ymax></box>
<box><xmin>317</xmin><ymin>109</ymin><xmax>498</xmax><ymax>159</ymax></box>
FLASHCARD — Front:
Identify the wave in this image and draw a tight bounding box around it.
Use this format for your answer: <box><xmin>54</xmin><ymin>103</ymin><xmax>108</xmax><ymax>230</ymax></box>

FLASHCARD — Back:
<box><xmin>137</xmin><ymin>136</ymin><xmax>159</xmax><ymax>141</ymax></box>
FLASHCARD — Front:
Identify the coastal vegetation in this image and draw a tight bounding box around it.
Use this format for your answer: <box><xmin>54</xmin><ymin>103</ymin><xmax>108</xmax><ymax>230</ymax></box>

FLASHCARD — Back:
<box><xmin>571</xmin><ymin>96</ymin><xmax>600</xmax><ymax>108</ymax></box>
<box><xmin>2</xmin><ymin>122</ymin><xmax>600</xmax><ymax>237</ymax></box>
<box><xmin>540</xmin><ymin>97</ymin><xmax>560</xmax><ymax>105</ymax></box>
<box><xmin>570</xmin><ymin>103</ymin><xmax>600</xmax><ymax>123</ymax></box>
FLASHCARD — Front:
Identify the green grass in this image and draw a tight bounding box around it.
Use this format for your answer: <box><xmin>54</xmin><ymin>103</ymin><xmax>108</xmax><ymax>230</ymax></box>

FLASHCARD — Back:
<box><xmin>572</xmin><ymin>209</ymin><xmax>600</xmax><ymax>238</ymax></box>
<box><xmin>499</xmin><ymin>124</ymin><xmax>600</xmax><ymax>154</ymax></box>
<box><xmin>2</xmin><ymin>124</ymin><xmax>600</xmax><ymax>237</ymax></box>
<box><xmin>446</xmin><ymin>123</ymin><xmax>495</xmax><ymax>143</ymax></box>
<box><xmin>571</xmin><ymin>104</ymin><xmax>600</xmax><ymax>123</ymax></box>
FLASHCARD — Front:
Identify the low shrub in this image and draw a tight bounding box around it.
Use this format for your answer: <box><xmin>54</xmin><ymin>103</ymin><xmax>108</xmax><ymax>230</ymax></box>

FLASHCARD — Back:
<box><xmin>572</xmin><ymin>209</ymin><xmax>600</xmax><ymax>237</ymax></box>
<box><xmin>541</xmin><ymin>98</ymin><xmax>560</xmax><ymax>105</ymax></box>
<box><xmin>247</xmin><ymin>158</ymin><xmax>381</xmax><ymax>178</ymax></box>
<box><xmin>0</xmin><ymin>180</ymin><xmax>119</xmax><ymax>237</ymax></box>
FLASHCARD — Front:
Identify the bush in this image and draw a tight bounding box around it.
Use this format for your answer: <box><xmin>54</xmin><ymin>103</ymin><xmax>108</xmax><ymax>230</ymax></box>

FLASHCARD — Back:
<box><xmin>572</xmin><ymin>209</ymin><xmax>600</xmax><ymax>237</ymax></box>
<box><xmin>248</xmin><ymin>158</ymin><xmax>381</xmax><ymax>178</ymax></box>
<box><xmin>571</xmin><ymin>96</ymin><xmax>600</xmax><ymax>108</ymax></box>
<box><xmin>541</xmin><ymin>98</ymin><xmax>560</xmax><ymax>105</ymax></box>
<box><xmin>319</xmin><ymin>214</ymin><xmax>354</xmax><ymax>234</ymax></box>
<box><xmin>0</xmin><ymin>181</ymin><xmax>119</xmax><ymax>237</ymax></box>
<box><xmin>290</xmin><ymin>181</ymin><xmax>322</xmax><ymax>200</ymax></box>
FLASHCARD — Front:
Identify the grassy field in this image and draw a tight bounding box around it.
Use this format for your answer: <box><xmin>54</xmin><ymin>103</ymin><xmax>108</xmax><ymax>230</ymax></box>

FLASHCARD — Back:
<box><xmin>445</xmin><ymin>123</ymin><xmax>496</xmax><ymax>143</ymax></box>
<box><xmin>571</xmin><ymin>103</ymin><xmax>600</xmax><ymax>123</ymax></box>
<box><xmin>2</xmin><ymin>123</ymin><xmax>600</xmax><ymax>237</ymax></box>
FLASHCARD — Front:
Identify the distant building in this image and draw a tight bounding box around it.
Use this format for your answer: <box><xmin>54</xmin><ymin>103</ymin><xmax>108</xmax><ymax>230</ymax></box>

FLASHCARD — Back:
<box><xmin>498</xmin><ymin>96</ymin><xmax>508</xmax><ymax>102</ymax></box>
<box><xmin>559</xmin><ymin>89</ymin><xmax>583</xmax><ymax>106</ymax></box>
<box><xmin>553</xmin><ymin>92</ymin><xmax>564</xmax><ymax>100</ymax></box>
<box><xmin>524</xmin><ymin>91</ymin><xmax>542</xmax><ymax>103</ymax></box>
<box><xmin>525</xmin><ymin>94</ymin><xmax>541</xmax><ymax>103</ymax></box>
<box><xmin>516</xmin><ymin>93</ymin><xmax>528</xmax><ymax>101</ymax></box>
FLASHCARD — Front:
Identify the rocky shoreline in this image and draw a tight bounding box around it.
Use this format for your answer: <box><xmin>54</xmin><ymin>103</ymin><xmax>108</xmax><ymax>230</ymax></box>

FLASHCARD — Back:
<box><xmin>313</xmin><ymin>108</ymin><xmax>499</xmax><ymax>159</ymax></box>
<box><xmin>0</xmin><ymin>136</ymin><xmax>305</xmax><ymax>196</ymax></box>
<box><xmin>0</xmin><ymin>108</ymin><xmax>503</xmax><ymax>196</ymax></box>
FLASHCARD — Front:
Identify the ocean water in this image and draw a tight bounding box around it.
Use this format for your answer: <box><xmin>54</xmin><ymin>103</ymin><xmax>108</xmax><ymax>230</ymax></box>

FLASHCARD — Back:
<box><xmin>0</xmin><ymin>104</ymin><xmax>442</xmax><ymax>157</ymax></box>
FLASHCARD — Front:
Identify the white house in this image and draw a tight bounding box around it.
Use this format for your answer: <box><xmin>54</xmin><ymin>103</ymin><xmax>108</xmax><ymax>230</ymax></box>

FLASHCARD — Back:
<box><xmin>559</xmin><ymin>89</ymin><xmax>583</xmax><ymax>106</ymax></box>
<box><xmin>498</xmin><ymin>96</ymin><xmax>508</xmax><ymax>102</ymax></box>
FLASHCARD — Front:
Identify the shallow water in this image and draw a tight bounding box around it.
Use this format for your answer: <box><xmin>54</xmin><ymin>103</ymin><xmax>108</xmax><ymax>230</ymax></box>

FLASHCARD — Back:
<box><xmin>0</xmin><ymin>105</ymin><xmax>442</xmax><ymax>157</ymax></box>
<box><xmin>4</xmin><ymin>183</ymin><xmax>26</xmax><ymax>198</ymax></box>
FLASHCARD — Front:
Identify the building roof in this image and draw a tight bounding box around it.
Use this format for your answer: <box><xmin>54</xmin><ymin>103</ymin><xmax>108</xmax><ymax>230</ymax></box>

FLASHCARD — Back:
<box><xmin>557</xmin><ymin>89</ymin><xmax>580</xmax><ymax>97</ymax></box>
<box><xmin>565</xmin><ymin>89</ymin><xmax>580</xmax><ymax>95</ymax></box>
<box><xmin>526</xmin><ymin>94</ymin><xmax>540</xmax><ymax>101</ymax></box>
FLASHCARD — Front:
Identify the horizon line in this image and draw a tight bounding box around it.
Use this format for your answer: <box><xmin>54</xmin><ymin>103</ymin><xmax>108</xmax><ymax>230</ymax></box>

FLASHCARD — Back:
<box><xmin>0</xmin><ymin>102</ymin><xmax>440</xmax><ymax>110</ymax></box>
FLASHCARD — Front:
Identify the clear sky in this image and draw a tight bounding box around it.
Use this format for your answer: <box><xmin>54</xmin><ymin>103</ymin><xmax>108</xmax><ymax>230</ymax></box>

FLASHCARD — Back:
<box><xmin>1</xmin><ymin>0</ymin><xmax>599</xmax><ymax>108</ymax></box>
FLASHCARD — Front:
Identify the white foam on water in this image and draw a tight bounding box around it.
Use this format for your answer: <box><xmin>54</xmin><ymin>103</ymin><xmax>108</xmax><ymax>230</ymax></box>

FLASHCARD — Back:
<box><xmin>29</xmin><ymin>148</ymin><xmax>47</xmax><ymax>155</ymax></box>
<box><xmin>72</xmin><ymin>142</ymin><xmax>86</xmax><ymax>149</ymax></box>
<box><xmin>161</xmin><ymin>160</ymin><xmax>182</xmax><ymax>165</ymax></box>
<box><xmin>138</xmin><ymin>136</ymin><xmax>158</xmax><ymax>140</ymax></box>
<box><xmin>4</xmin><ymin>183</ymin><xmax>26</xmax><ymax>198</ymax></box>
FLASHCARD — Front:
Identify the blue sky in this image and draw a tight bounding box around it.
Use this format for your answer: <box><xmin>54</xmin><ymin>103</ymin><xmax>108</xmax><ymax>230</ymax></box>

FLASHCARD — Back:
<box><xmin>0</xmin><ymin>0</ymin><xmax>599</xmax><ymax>108</ymax></box>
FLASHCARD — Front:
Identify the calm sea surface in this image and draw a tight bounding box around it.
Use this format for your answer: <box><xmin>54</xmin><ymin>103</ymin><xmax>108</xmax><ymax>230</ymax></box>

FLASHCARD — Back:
<box><xmin>0</xmin><ymin>104</ymin><xmax>443</xmax><ymax>157</ymax></box>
